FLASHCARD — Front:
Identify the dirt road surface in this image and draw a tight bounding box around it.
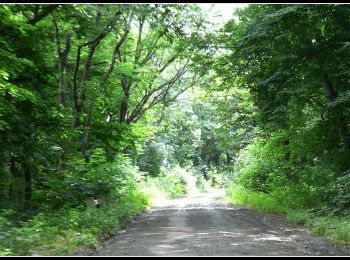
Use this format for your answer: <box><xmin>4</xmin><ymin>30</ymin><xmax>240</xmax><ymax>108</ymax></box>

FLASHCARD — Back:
<box><xmin>93</xmin><ymin>191</ymin><xmax>349</xmax><ymax>256</ymax></box>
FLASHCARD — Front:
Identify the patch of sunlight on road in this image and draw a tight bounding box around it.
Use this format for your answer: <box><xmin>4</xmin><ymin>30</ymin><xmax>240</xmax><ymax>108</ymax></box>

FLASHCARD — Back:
<box><xmin>142</xmin><ymin>170</ymin><xmax>226</xmax><ymax>208</ymax></box>
<box><xmin>154</xmin><ymin>189</ymin><xmax>226</xmax><ymax>209</ymax></box>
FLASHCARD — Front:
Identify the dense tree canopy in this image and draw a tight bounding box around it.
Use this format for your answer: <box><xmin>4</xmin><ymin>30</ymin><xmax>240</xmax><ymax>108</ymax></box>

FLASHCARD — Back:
<box><xmin>1</xmin><ymin>3</ymin><xmax>350</xmax><ymax>255</ymax></box>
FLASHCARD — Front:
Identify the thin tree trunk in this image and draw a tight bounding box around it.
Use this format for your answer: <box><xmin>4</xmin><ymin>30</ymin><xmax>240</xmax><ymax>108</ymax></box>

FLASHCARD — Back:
<box><xmin>80</xmin><ymin>22</ymin><xmax>131</xmax><ymax>160</ymax></box>
<box><xmin>72</xmin><ymin>107</ymin><xmax>82</xmax><ymax>128</ymax></box>
<box><xmin>53</xmin><ymin>18</ymin><xmax>71</xmax><ymax>107</ymax></box>
<box><xmin>119</xmin><ymin>78</ymin><xmax>130</xmax><ymax>123</ymax></box>
<box><xmin>71</xmin><ymin>9</ymin><xmax>123</xmax><ymax>128</ymax></box>
<box><xmin>58</xmin><ymin>57</ymin><xmax>67</xmax><ymax>105</ymax></box>
<box><xmin>72</xmin><ymin>44</ymin><xmax>95</xmax><ymax>128</ymax></box>
<box><xmin>82</xmin><ymin>104</ymin><xmax>93</xmax><ymax>161</ymax></box>
<box><xmin>119</xmin><ymin>100</ymin><xmax>129</xmax><ymax>123</ymax></box>
<box><xmin>57</xmin><ymin>149</ymin><xmax>65</xmax><ymax>173</ymax></box>
<box><xmin>226</xmin><ymin>153</ymin><xmax>232</xmax><ymax>164</ymax></box>
<box><xmin>8</xmin><ymin>155</ymin><xmax>16</xmax><ymax>200</ymax></box>
<box><xmin>58</xmin><ymin>38</ymin><xmax>71</xmax><ymax>107</ymax></box>
<box><xmin>82</xmin><ymin>21</ymin><xmax>131</xmax><ymax>161</ymax></box>
<box><xmin>23</xmin><ymin>158</ymin><xmax>32</xmax><ymax>211</ymax></box>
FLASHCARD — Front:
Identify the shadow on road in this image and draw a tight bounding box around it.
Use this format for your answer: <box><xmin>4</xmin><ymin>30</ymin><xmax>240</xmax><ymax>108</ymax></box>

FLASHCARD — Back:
<box><xmin>94</xmin><ymin>191</ymin><xmax>349</xmax><ymax>256</ymax></box>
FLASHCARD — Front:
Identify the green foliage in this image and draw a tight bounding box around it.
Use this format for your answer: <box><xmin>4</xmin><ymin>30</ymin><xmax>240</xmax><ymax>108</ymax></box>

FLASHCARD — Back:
<box><xmin>0</xmin><ymin>189</ymin><xmax>148</xmax><ymax>256</ymax></box>
<box><xmin>137</xmin><ymin>141</ymin><xmax>169</xmax><ymax>177</ymax></box>
<box><xmin>0</xmin><ymin>152</ymin><xmax>149</xmax><ymax>255</ymax></box>
<box><xmin>143</xmin><ymin>165</ymin><xmax>190</xmax><ymax>199</ymax></box>
<box><xmin>2</xmin><ymin>2</ymin><xmax>350</xmax><ymax>254</ymax></box>
<box><xmin>195</xmin><ymin>174</ymin><xmax>208</xmax><ymax>192</ymax></box>
<box><xmin>230</xmin><ymin>134</ymin><xmax>346</xmax><ymax>210</ymax></box>
<box><xmin>33</xmin><ymin>155</ymin><xmax>138</xmax><ymax>210</ymax></box>
<box><xmin>232</xmin><ymin>137</ymin><xmax>284</xmax><ymax>193</ymax></box>
<box><xmin>227</xmin><ymin>185</ymin><xmax>350</xmax><ymax>245</ymax></box>
<box><xmin>227</xmin><ymin>185</ymin><xmax>288</xmax><ymax>214</ymax></box>
<box><xmin>321</xmin><ymin>174</ymin><xmax>350</xmax><ymax>215</ymax></box>
<box><xmin>206</xmin><ymin>167</ymin><xmax>224</xmax><ymax>188</ymax></box>
<box><xmin>222</xmin><ymin>4</ymin><xmax>350</xmax><ymax>221</ymax></box>
<box><xmin>0</xmin><ymin>3</ymin><xmax>214</xmax><ymax>255</ymax></box>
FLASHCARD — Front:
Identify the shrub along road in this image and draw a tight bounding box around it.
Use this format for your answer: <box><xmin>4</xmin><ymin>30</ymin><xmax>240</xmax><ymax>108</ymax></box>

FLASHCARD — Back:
<box><xmin>92</xmin><ymin>191</ymin><xmax>349</xmax><ymax>256</ymax></box>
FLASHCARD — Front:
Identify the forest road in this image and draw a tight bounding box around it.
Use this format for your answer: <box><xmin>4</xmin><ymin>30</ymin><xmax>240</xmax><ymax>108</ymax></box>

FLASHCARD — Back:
<box><xmin>93</xmin><ymin>191</ymin><xmax>349</xmax><ymax>256</ymax></box>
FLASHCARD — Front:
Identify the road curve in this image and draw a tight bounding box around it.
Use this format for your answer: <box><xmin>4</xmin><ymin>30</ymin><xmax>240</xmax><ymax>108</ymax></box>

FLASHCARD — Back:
<box><xmin>93</xmin><ymin>191</ymin><xmax>349</xmax><ymax>256</ymax></box>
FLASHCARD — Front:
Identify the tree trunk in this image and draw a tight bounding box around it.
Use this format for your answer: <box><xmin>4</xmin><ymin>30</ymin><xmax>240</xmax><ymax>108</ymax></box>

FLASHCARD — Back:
<box><xmin>23</xmin><ymin>158</ymin><xmax>32</xmax><ymax>211</ymax></box>
<box><xmin>82</xmin><ymin>103</ymin><xmax>93</xmax><ymax>161</ymax></box>
<box><xmin>72</xmin><ymin>43</ymin><xmax>95</xmax><ymax>128</ymax></box>
<box><xmin>58</xmin><ymin>36</ymin><xmax>71</xmax><ymax>107</ymax></box>
<box><xmin>58</xmin><ymin>55</ymin><xmax>66</xmax><ymax>105</ymax></box>
<box><xmin>119</xmin><ymin>100</ymin><xmax>128</xmax><ymax>123</ymax></box>
<box><xmin>72</xmin><ymin>105</ymin><xmax>83</xmax><ymax>128</ymax></box>
<box><xmin>8</xmin><ymin>155</ymin><xmax>16</xmax><ymax>200</ymax></box>
<box><xmin>54</xmin><ymin>18</ymin><xmax>71</xmax><ymax>108</ymax></box>
<box><xmin>203</xmin><ymin>168</ymin><xmax>208</xmax><ymax>181</ymax></box>
<box><xmin>226</xmin><ymin>153</ymin><xmax>233</xmax><ymax>164</ymax></box>
<box><xmin>57</xmin><ymin>149</ymin><xmax>65</xmax><ymax>173</ymax></box>
<box><xmin>215</xmin><ymin>152</ymin><xmax>220</xmax><ymax>165</ymax></box>
<box><xmin>79</xmin><ymin>24</ymin><xmax>131</xmax><ymax>159</ymax></box>
<box><xmin>119</xmin><ymin>78</ymin><xmax>130</xmax><ymax>123</ymax></box>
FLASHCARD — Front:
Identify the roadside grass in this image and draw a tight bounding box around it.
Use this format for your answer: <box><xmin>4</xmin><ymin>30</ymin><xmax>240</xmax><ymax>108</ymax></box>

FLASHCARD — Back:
<box><xmin>0</xmin><ymin>189</ymin><xmax>148</xmax><ymax>256</ymax></box>
<box><xmin>0</xmin><ymin>163</ymin><xmax>199</xmax><ymax>256</ymax></box>
<box><xmin>226</xmin><ymin>185</ymin><xmax>350</xmax><ymax>246</ymax></box>
<box><xmin>0</xmin><ymin>164</ymin><xmax>198</xmax><ymax>256</ymax></box>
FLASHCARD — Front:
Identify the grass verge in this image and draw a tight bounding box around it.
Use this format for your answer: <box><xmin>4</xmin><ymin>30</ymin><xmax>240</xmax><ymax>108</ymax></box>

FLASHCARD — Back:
<box><xmin>226</xmin><ymin>185</ymin><xmax>350</xmax><ymax>247</ymax></box>
<box><xmin>0</xmin><ymin>189</ymin><xmax>148</xmax><ymax>256</ymax></box>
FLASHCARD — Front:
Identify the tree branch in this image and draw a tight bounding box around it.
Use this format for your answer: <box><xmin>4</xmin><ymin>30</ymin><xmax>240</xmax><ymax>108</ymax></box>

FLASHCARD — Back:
<box><xmin>28</xmin><ymin>5</ymin><xmax>59</xmax><ymax>25</ymax></box>
<box><xmin>81</xmin><ymin>17</ymin><xmax>131</xmax><ymax>154</ymax></box>
<box><xmin>134</xmin><ymin>15</ymin><xmax>145</xmax><ymax>64</ymax></box>
<box><xmin>127</xmin><ymin>60</ymin><xmax>190</xmax><ymax>123</ymax></box>
<box><xmin>72</xmin><ymin>9</ymin><xmax>123</xmax><ymax>112</ymax></box>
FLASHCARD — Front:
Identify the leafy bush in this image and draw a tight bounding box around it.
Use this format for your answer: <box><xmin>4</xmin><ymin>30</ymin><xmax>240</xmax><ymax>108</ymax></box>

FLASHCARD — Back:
<box><xmin>143</xmin><ymin>165</ymin><xmax>189</xmax><ymax>199</ymax></box>
<box><xmin>137</xmin><ymin>142</ymin><xmax>165</xmax><ymax>177</ymax></box>
<box><xmin>287</xmin><ymin>210</ymin><xmax>312</xmax><ymax>226</ymax></box>
<box><xmin>232</xmin><ymin>137</ymin><xmax>284</xmax><ymax>193</ymax></box>
<box><xmin>0</xmin><ymin>153</ymin><xmax>150</xmax><ymax>256</ymax></box>
<box><xmin>330</xmin><ymin>218</ymin><xmax>350</xmax><ymax>245</ymax></box>
<box><xmin>37</xmin><ymin>154</ymin><xmax>139</xmax><ymax>210</ymax></box>
<box><xmin>195</xmin><ymin>174</ymin><xmax>208</xmax><ymax>192</ymax></box>
<box><xmin>226</xmin><ymin>185</ymin><xmax>288</xmax><ymax>214</ymax></box>
<box><xmin>0</xmin><ymin>189</ymin><xmax>148</xmax><ymax>256</ymax></box>
<box><xmin>207</xmin><ymin>167</ymin><xmax>225</xmax><ymax>188</ymax></box>
<box><xmin>320</xmin><ymin>173</ymin><xmax>350</xmax><ymax>215</ymax></box>
<box><xmin>227</xmin><ymin>184</ymin><xmax>350</xmax><ymax>245</ymax></box>
<box><xmin>231</xmin><ymin>134</ymin><xmax>343</xmax><ymax>212</ymax></box>
<box><xmin>137</xmin><ymin>140</ymin><xmax>176</xmax><ymax>177</ymax></box>
<box><xmin>226</xmin><ymin>132</ymin><xmax>350</xmax><ymax>246</ymax></box>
